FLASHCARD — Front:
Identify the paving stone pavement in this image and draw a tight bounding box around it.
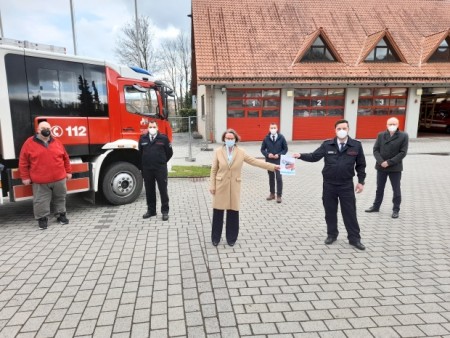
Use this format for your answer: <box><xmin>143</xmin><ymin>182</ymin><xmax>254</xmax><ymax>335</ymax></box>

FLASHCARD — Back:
<box><xmin>1</xmin><ymin>135</ymin><xmax>450</xmax><ymax>338</ymax></box>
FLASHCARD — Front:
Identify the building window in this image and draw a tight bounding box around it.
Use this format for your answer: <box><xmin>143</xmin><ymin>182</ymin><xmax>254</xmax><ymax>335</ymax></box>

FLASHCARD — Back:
<box><xmin>365</xmin><ymin>38</ymin><xmax>399</xmax><ymax>62</ymax></box>
<box><xmin>428</xmin><ymin>37</ymin><xmax>450</xmax><ymax>62</ymax></box>
<box><xmin>301</xmin><ymin>36</ymin><xmax>336</xmax><ymax>62</ymax></box>
<box><xmin>294</xmin><ymin>88</ymin><xmax>345</xmax><ymax>117</ymax></box>
<box><xmin>201</xmin><ymin>95</ymin><xmax>205</xmax><ymax>117</ymax></box>
<box><xmin>357</xmin><ymin>88</ymin><xmax>407</xmax><ymax>115</ymax></box>
<box><xmin>227</xmin><ymin>89</ymin><xmax>280</xmax><ymax>118</ymax></box>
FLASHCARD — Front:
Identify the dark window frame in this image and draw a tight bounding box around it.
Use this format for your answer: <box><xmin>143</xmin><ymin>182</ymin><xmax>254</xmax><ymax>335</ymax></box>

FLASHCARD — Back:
<box><xmin>293</xmin><ymin>88</ymin><xmax>345</xmax><ymax>117</ymax></box>
<box><xmin>365</xmin><ymin>38</ymin><xmax>400</xmax><ymax>62</ymax></box>
<box><xmin>301</xmin><ymin>36</ymin><xmax>337</xmax><ymax>62</ymax></box>
<box><xmin>357</xmin><ymin>88</ymin><xmax>407</xmax><ymax>116</ymax></box>
<box><xmin>428</xmin><ymin>37</ymin><xmax>450</xmax><ymax>62</ymax></box>
<box><xmin>226</xmin><ymin>89</ymin><xmax>281</xmax><ymax>118</ymax></box>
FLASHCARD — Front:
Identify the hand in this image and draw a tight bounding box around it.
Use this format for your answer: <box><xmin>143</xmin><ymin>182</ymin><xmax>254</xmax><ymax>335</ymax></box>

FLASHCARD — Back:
<box><xmin>274</xmin><ymin>165</ymin><xmax>281</xmax><ymax>171</ymax></box>
<box><xmin>381</xmin><ymin>161</ymin><xmax>389</xmax><ymax>168</ymax></box>
<box><xmin>274</xmin><ymin>154</ymin><xmax>279</xmax><ymax>159</ymax></box>
<box><xmin>292</xmin><ymin>153</ymin><xmax>301</xmax><ymax>159</ymax></box>
<box><xmin>209</xmin><ymin>189</ymin><xmax>215</xmax><ymax>195</ymax></box>
<box><xmin>268</xmin><ymin>153</ymin><xmax>275</xmax><ymax>159</ymax></box>
<box><xmin>355</xmin><ymin>183</ymin><xmax>364</xmax><ymax>193</ymax></box>
<box><xmin>22</xmin><ymin>179</ymin><xmax>31</xmax><ymax>185</ymax></box>
<box><xmin>67</xmin><ymin>173</ymin><xmax>72</xmax><ymax>180</ymax></box>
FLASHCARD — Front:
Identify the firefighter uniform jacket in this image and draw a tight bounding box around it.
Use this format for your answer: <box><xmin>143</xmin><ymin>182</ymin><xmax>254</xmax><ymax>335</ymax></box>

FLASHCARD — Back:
<box><xmin>299</xmin><ymin>137</ymin><xmax>366</xmax><ymax>185</ymax></box>
<box><xmin>139</xmin><ymin>132</ymin><xmax>173</xmax><ymax>171</ymax></box>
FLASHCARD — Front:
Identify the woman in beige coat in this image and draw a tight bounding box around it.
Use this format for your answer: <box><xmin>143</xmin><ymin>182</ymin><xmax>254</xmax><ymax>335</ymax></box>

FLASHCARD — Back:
<box><xmin>209</xmin><ymin>129</ymin><xmax>279</xmax><ymax>247</ymax></box>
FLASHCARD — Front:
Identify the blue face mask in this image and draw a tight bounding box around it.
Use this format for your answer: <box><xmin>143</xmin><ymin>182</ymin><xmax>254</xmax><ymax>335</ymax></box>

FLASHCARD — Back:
<box><xmin>225</xmin><ymin>140</ymin><xmax>235</xmax><ymax>147</ymax></box>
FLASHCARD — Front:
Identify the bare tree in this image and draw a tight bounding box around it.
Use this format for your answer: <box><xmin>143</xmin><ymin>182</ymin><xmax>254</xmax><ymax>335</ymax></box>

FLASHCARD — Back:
<box><xmin>177</xmin><ymin>32</ymin><xmax>191</xmax><ymax>108</ymax></box>
<box><xmin>159</xmin><ymin>32</ymin><xmax>191</xmax><ymax>112</ymax></box>
<box><xmin>115</xmin><ymin>16</ymin><xmax>160</xmax><ymax>74</ymax></box>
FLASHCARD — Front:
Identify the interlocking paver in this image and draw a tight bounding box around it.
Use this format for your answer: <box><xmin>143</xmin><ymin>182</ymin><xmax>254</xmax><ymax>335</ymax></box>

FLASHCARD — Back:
<box><xmin>0</xmin><ymin>137</ymin><xmax>450</xmax><ymax>337</ymax></box>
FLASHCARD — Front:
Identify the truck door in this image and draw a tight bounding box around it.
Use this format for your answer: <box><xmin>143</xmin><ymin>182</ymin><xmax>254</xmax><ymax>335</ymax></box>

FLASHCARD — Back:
<box><xmin>118</xmin><ymin>81</ymin><xmax>160</xmax><ymax>141</ymax></box>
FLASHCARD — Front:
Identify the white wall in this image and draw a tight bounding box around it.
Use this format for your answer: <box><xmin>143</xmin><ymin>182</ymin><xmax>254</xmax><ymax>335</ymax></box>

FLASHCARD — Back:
<box><xmin>214</xmin><ymin>88</ymin><xmax>227</xmax><ymax>143</ymax></box>
<box><xmin>280</xmin><ymin>89</ymin><xmax>294</xmax><ymax>141</ymax></box>
<box><xmin>344</xmin><ymin>88</ymin><xmax>359</xmax><ymax>138</ymax></box>
<box><xmin>405</xmin><ymin>87</ymin><xmax>421</xmax><ymax>138</ymax></box>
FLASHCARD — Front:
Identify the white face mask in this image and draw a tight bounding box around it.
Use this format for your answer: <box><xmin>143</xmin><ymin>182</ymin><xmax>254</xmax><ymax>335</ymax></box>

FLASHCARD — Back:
<box><xmin>148</xmin><ymin>127</ymin><xmax>157</xmax><ymax>135</ymax></box>
<box><xmin>225</xmin><ymin>140</ymin><xmax>235</xmax><ymax>147</ymax></box>
<box><xmin>336</xmin><ymin>129</ymin><xmax>348</xmax><ymax>139</ymax></box>
<box><xmin>387</xmin><ymin>125</ymin><xmax>398</xmax><ymax>133</ymax></box>
<box><xmin>270</xmin><ymin>128</ymin><xmax>277</xmax><ymax>135</ymax></box>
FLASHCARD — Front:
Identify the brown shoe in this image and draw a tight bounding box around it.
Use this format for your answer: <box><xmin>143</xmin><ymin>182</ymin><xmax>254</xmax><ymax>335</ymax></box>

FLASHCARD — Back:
<box><xmin>276</xmin><ymin>196</ymin><xmax>282</xmax><ymax>203</ymax></box>
<box><xmin>266</xmin><ymin>194</ymin><xmax>275</xmax><ymax>201</ymax></box>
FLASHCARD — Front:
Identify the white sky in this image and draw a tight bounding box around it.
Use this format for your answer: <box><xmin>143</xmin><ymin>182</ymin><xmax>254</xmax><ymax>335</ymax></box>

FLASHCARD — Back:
<box><xmin>0</xmin><ymin>0</ymin><xmax>191</xmax><ymax>63</ymax></box>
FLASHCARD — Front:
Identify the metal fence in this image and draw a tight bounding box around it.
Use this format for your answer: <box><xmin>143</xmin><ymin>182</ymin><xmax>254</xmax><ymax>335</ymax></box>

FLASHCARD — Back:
<box><xmin>168</xmin><ymin>116</ymin><xmax>198</xmax><ymax>134</ymax></box>
<box><xmin>168</xmin><ymin>116</ymin><xmax>208</xmax><ymax>162</ymax></box>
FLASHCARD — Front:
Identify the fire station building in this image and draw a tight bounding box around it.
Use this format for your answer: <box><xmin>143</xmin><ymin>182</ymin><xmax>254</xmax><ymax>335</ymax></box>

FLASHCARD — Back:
<box><xmin>191</xmin><ymin>0</ymin><xmax>450</xmax><ymax>142</ymax></box>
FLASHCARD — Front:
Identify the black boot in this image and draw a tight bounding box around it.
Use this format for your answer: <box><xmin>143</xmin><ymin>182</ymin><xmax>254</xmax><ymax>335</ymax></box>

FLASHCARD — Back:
<box><xmin>143</xmin><ymin>211</ymin><xmax>156</xmax><ymax>219</ymax></box>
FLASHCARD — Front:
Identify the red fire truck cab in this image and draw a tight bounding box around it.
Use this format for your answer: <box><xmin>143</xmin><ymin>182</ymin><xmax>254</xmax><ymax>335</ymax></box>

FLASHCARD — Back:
<box><xmin>0</xmin><ymin>40</ymin><xmax>173</xmax><ymax>205</ymax></box>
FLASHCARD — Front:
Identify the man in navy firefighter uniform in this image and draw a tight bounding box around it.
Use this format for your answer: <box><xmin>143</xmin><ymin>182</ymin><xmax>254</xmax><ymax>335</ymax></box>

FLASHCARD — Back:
<box><xmin>293</xmin><ymin>119</ymin><xmax>367</xmax><ymax>250</ymax></box>
<box><xmin>139</xmin><ymin>121</ymin><xmax>173</xmax><ymax>221</ymax></box>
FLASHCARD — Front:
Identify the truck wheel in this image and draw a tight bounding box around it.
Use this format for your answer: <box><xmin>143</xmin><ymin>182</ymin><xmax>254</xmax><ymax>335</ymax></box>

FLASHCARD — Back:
<box><xmin>446</xmin><ymin>125</ymin><xmax>450</xmax><ymax>134</ymax></box>
<box><xmin>102</xmin><ymin>162</ymin><xmax>143</xmax><ymax>205</ymax></box>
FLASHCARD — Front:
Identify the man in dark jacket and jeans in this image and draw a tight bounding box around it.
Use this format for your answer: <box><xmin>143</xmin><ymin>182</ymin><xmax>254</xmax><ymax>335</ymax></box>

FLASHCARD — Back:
<box><xmin>260</xmin><ymin>123</ymin><xmax>288</xmax><ymax>203</ymax></box>
<box><xmin>139</xmin><ymin>120</ymin><xmax>173</xmax><ymax>221</ymax></box>
<box><xmin>365</xmin><ymin>117</ymin><xmax>409</xmax><ymax>218</ymax></box>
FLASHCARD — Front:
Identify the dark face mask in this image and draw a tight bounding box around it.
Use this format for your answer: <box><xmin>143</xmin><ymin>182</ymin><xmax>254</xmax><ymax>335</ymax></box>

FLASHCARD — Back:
<box><xmin>41</xmin><ymin>129</ymin><xmax>51</xmax><ymax>137</ymax></box>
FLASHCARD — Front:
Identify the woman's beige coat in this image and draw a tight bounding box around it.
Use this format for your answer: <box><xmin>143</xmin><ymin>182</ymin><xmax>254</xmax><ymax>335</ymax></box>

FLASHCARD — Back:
<box><xmin>209</xmin><ymin>145</ymin><xmax>276</xmax><ymax>211</ymax></box>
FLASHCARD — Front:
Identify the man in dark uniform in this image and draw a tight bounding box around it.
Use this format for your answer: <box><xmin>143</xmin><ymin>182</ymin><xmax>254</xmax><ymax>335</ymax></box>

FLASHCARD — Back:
<box><xmin>293</xmin><ymin>119</ymin><xmax>366</xmax><ymax>250</ymax></box>
<box><xmin>139</xmin><ymin>120</ymin><xmax>173</xmax><ymax>221</ymax></box>
<box><xmin>365</xmin><ymin>117</ymin><xmax>408</xmax><ymax>219</ymax></box>
<box><xmin>260</xmin><ymin>123</ymin><xmax>288</xmax><ymax>203</ymax></box>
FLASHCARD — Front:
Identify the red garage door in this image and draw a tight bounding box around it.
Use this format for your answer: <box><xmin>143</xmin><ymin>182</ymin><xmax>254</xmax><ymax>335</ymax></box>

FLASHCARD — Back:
<box><xmin>227</xmin><ymin>89</ymin><xmax>281</xmax><ymax>141</ymax></box>
<box><xmin>293</xmin><ymin>88</ymin><xmax>345</xmax><ymax>140</ymax></box>
<box><xmin>356</xmin><ymin>88</ymin><xmax>407</xmax><ymax>138</ymax></box>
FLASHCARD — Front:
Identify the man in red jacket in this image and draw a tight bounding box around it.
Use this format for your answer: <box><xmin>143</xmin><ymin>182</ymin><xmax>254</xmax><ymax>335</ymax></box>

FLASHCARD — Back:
<box><xmin>19</xmin><ymin>121</ymin><xmax>72</xmax><ymax>230</ymax></box>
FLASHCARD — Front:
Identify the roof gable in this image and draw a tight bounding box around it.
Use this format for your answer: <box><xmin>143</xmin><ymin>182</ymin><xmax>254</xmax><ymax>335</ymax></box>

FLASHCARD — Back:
<box><xmin>422</xmin><ymin>29</ymin><xmax>450</xmax><ymax>63</ymax></box>
<box><xmin>292</xmin><ymin>28</ymin><xmax>343</xmax><ymax>65</ymax></box>
<box><xmin>359</xmin><ymin>29</ymin><xmax>407</xmax><ymax>63</ymax></box>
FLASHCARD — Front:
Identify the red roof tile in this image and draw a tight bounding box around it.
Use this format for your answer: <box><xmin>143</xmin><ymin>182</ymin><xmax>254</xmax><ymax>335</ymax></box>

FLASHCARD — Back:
<box><xmin>192</xmin><ymin>0</ymin><xmax>450</xmax><ymax>85</ymax></box>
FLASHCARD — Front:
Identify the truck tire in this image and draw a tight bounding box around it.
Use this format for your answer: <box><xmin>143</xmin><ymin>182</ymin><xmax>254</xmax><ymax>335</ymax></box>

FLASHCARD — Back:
<box><xmin>102</xmin><ymin>162</ymin><xmax>143</xmax><ymax>205</ymax></box>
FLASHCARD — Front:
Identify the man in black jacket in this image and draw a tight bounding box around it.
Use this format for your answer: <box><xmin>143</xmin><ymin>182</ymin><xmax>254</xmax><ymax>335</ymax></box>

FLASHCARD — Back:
<box><xmin>293</xmin><ymin>119</ymin><xmax>366</xmax><ymax>250</ymax></box>
<box><xmin>365</xmin><ymin>117</ymin><xmax>409</xmax><ymax>219</ymax></box>
<box><xmin>139</xmin><ymin>121</ymin><xmax>173</xmax><ymax>221</ymax></box>
<box><xmin>260</xmin><ymin>123</ymin><xmax>288</xmax><ymax>203</ymax></box>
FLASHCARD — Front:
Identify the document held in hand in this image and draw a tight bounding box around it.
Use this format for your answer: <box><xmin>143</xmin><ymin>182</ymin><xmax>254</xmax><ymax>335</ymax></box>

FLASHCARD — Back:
<box><xmin>280</xmin><ymin>155</ymin><xmax>295</xmax><ymax>176</ymax></box>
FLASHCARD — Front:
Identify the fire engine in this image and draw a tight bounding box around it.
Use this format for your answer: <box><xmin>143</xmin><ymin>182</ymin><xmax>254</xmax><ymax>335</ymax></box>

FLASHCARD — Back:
<box><xmin>0</xmin><ymin>38</ymin><xmax>173</xmax><ymax>205</ymax></box>
<box><xmin>419</xmin><ymin>97</ymin><xmax>450</xmax><ymax>134</ymax></box>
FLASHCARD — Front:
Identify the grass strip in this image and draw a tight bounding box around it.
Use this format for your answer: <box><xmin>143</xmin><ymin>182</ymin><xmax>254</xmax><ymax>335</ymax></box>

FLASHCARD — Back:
<box><xmin>169</xmin><ymin>165</ymin><xmax>211</xmax><ymax>178</ymax></box>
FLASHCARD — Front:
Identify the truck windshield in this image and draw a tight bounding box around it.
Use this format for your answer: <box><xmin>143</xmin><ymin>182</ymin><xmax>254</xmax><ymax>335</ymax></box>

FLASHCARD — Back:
<box><xmin>124</xmin><ymin>86</ymin><xmax>158</xmax><ymax>116</ymax></box>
